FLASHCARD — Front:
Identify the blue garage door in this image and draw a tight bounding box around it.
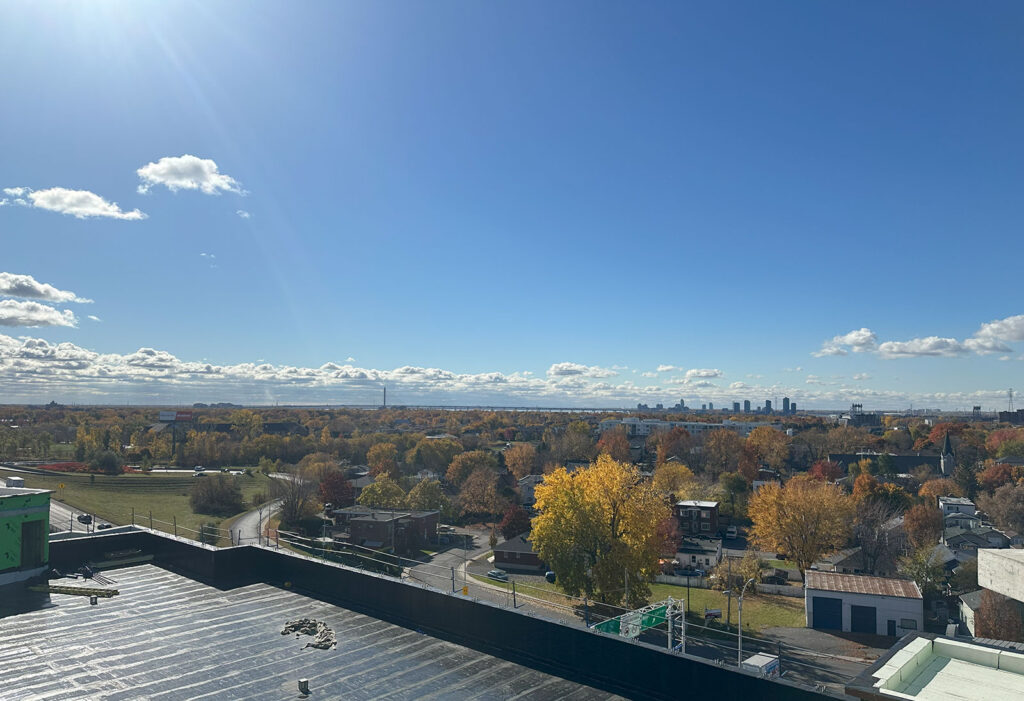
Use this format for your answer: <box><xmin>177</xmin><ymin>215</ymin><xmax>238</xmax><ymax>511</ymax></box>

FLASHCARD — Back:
<box><xmin>851</xmin><ymin>605</ymin><xmax>876</xmax><ymax>634</ymax></box>
<box><xmin>812</xmin><ymin>596</ymin><xmax>842</xmax><ymax>630</ymax></box>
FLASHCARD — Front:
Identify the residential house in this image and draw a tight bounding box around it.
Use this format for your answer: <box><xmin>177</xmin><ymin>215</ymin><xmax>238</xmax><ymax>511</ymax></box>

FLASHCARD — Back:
<box><xmin>674</xmin><ymin>500</ymin><xmax>719</xmax><ymax>536</ymax></box>
<box><xmin>677</xmin><ymin>536</ymin><xmax>722</xmax><ymax>571</ymax></box>
<box><xmin>959</xmin><ymin>590</ymin><xmax>983</xmax><ymax>636</ymax></box>
<box><xmin>938</xmin><ymin>496</ymin><xmax>976</xmax><ymax>517</ymax></box>
<box><xmin>330</xmin><ymin>506</ymin><xmax>439</xmax><ymax>555</ymax></box>
<box><xmin>493</xmin><ymin>533</ymin><xmax>545</xmax><ymax>573</ymax></box>
<box><xmin>518</xmin><ymin>474</ymin><xmax>545</xmax><ymax>507</ymax></box>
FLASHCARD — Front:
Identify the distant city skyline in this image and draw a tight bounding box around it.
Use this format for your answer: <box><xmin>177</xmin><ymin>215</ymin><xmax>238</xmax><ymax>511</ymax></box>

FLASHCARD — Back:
<box><xmin>3</xmin><ymin>3</ymin><xmax>1024</xmax><ymax>409</ymax></box>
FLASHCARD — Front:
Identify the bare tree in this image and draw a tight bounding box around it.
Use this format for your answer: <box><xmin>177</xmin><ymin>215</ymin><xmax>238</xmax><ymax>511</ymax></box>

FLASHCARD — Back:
<box><xmin>270</xmin><ymin>466</ymin><xmax>318</xmax><ymax>527</ymax></box>
<box><xmin>852</xmin><ymin>499</ymin><xmax>901</xmax><ymax>575</ymax></box>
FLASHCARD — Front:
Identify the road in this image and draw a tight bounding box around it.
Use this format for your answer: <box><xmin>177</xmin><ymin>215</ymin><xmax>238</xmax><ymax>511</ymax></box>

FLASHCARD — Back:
<box><xmin>230</xmin><ymin>500</ymin><xmax>282</xmax><ymax>545</ymax></box>
<box><xmin>49</xmin><ymin>498</ymin><xmax>113</xmax><ymax>534</ymax></box>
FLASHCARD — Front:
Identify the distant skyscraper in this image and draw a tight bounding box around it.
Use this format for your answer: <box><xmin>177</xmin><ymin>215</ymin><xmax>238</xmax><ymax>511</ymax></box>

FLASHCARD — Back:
<box><xmin>708</xmin><ymin>402</ymin><xmax>714</xmax><ymax>411</ymax></box>
<box><xmin>701</xmin><ymin>404</ymin><xmax>707</xmax><ymax>411</ymax></box>
<box><xmin>791</xmin><ymin>402</ymin><xmax>797</xmax><ymax>413</ymax></box>
<box><xmin>733</xmin><ymin>402</ymin><xmax>740</xmax><ymax>412</ymax></box>
<box><xmin>782</xmin><ymin>397</ymin><xmax>790</xmax><ymax>414</ymax></box>
<box><xmin>765</xmin><ymin>399</ymin><xmax>772</xmax><ymax>413</ymax></box>
<box><xmin>743</xmin><ymin>400</ymin><xmax>751</xmax><ymax>413</ymax></box>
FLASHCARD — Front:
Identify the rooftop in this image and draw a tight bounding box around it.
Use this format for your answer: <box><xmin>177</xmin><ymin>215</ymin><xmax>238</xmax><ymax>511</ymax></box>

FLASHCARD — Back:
<box><xmin>675</xmin><ymin>500</ymin><xmax>718</xmax><ymax>509</ymax></box>
<box><xmin>938</xmin><ymin>497</ymin><xmax>975</xmax><ymax>506</ymax></box>
<box><xmin>805</xmin><ymin>572</ymin><xmax>922</xmax><ymax>599</ymax></box>
<box><xmin>494</xmin><ymin>533</ymin><xmax>537</xmax><ymax>555</ymax></box>
<box><xmin>1</xmin><ymin>563</ymin><xmax>621</xmax><ymax>700</ymax></box>
<box><xmin>847</xmin><ymin>634</ymin><xmax>1024</xmax><ymax>701</ymax></box>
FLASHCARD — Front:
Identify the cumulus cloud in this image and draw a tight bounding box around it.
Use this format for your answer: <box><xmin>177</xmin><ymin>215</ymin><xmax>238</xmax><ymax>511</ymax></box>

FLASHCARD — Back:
<box><xmin>0</xmin><ymin>300</ymin><xmax>76</xmax><ymax>327</ymax></box>
<box><xmin>805</xmin><ymin>374</ymin><xmax>826</xmax><ymax>386</ymax></box>
<box><xmin>814</xmin><ymin>328</ymin><xmax>878</xmax><ymax>357</ymax></box>
<box><xmin>546</xmin><ymin>362</ymin><xmax>618</xmax><ymax>378</ymax></box>
<box><xmin>137</xmin><ymin>155</ymin><xmax>244</xmax><ymax>195</ymax></box>
<box><xmin>877</xmin><ymin>337</ymin><xmax>968</xmax><ymax>358</ymax></box>
<box><xmin>852</xmin><ymin>373</ymin><xmax>870</xmax><ymax>381</ymax></box>
<box><xmin>0</xmin><ymin>272</ymin><xmax>91</xmax><ymax>303</ymax></box>
<box><xmin>236</xmin><ymin>210</ymin><xmax>251</xmax><ymax>219</ymax></box>
<box><xmin>972</xmin><ymin>314</ymin><xmax>1024</xmax><ymax>343</ymax></box>
<box><xmin>641</xmin><ymin>371</ymin><xmax>657</xmax><ymax>378</ymax></box>
<box><xmin>2</xmin><ymin>187</ymin><xmax>146</xmax><ymax>220</ymax></box>
<box><xmin>656</xmin><ymin>364</ymin><xmax>681</xmax><ymax>373</ymax></box>
<box><xmin>87</xmin><ymin>315</ymin><xmax>101</xmax><ymax>322</ymax></box>
<box><xmin>685</xmin><ymin>368</ymin><xmax>722</xmax><ymax>379</ymax></box>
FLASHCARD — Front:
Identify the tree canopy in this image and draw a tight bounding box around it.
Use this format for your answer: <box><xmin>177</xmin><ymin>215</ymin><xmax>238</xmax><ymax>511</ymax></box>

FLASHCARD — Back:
<box><xmin>531</xmin><ymin>454</ymin><xmax>670</xmax><ymax>608</ymax></box>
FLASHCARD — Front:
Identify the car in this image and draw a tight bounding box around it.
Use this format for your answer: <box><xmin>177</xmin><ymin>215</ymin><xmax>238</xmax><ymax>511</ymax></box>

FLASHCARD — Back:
<box><xmin>193</xmin><ymin>466</ymin><xmax>205</xmax><ymax>472</ymax></box>
<box><xmin>76</xmin><ymin>514</ymin><xmax>92</xmax><ymax>524</ymax></box>
<box><xmin>726</xmin><ymin>526</ymin><xmax>738</xmax><ymax>539</ymax></box>
<box><xmin>675</xmin><ymin>568</ymin><xmax>705</xmax><ymax>578</ymax></box>
<box><xmin>486</xmin><ymin>569</ymin><xmax>509</xmax><ymax>582</ymax></box>
<box><xmin>97</xmin><ymin>523</ymin><xmax>114</xmax><ymax>530</ymax></box>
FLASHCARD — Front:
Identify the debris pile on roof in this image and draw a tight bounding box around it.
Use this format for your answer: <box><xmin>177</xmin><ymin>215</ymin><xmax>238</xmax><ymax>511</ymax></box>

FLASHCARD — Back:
<box><xmin>281</xmin><ymin>618</ymin><xmax>337</xmax><ymax>649</ymax></box>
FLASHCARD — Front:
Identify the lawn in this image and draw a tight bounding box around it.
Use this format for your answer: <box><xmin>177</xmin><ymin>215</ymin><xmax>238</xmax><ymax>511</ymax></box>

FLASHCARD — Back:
<box><xmin>473</xmin><ymin>572</ymin><xmax>805</xmax><ymax>633</ymax></box>
<box><xmin>1</xmin><ymin>468</ymin><xmax>272</xmax><ymax>546</ymax></box>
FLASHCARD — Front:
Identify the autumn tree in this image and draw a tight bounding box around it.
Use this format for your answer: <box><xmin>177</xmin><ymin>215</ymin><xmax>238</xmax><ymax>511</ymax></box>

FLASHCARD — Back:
<box><xmin>458</xmin><ymin>468</ymin><xmax>509</xmax><ymax>523</ymax></box>
<box><xmin>903</xmin><ymin>504</ymin><xmax>943</xmax><ymax>550</ymax></box>
<box><xmin>504</xmin><ymin>443</ymin><xmax>537</xmax><ymax>479</ymax></box>
<box><xmin>230</xmin><ymin>409</ymin><xmax>263</xmax><ymax>440</ymax></box>
<box><xmin>531</xmin><ymin>455</ymin><xmax>671</xmax><ymax>608</ymax></box>
<box><xmin>852</xmin><ymin>499</ymin><xmax>901</xmax><ymax>575</ymax></box>
<box><xmin>190</xmin><ymin>474</ymin><xmax>244</xmax><ymax>516</ymax></box>
<box><xmin>919</xmin><ymin>478</ymin><xmax>964</xmax><ymax>500</ymax></box>
<box><xmin>826</xmin><ymin>425</ymin><xmax>873</xmax><ymax>453</ymax></box>
<box><xmin>975</xmin><ymin>591</ymin><xmax>1024</xmax><ymax>642</ymax></box>
<box><xmin>406</xmin><ymin>437</ymin><xmax>463</xmax><ymax>473</ymax></box>
<box><xmin>367</xmin><ymin>442</ymin><xmax>399</xmax><ymax>478</ymax></box>
<box><xmin>703</xmin><ymin>429</ymin><xmax>744</xmax><ymax>477</ymax></box>
<box><xmin>808</xmin><ymin>459</ymin><xmax>843</xmax><ymax>482</ymax></box>
<box><xmin>596</xmin><ymin>427</ymin><xmax>631</xmax><ymax>462</ymax></box>
<box><xmin>745</xmin><ymin>426</ymin><xmax>790</xmax><ymax>471</ymax></box>
<box><xmin>718</xmin><ymin>471</ymin><xmax>749</xmax><ymax>519</ymax></box>
<box><xmin>653</xmin><ymin>427</ymin><xmax>693</xmax><ymax>467</ymax></box>
<box><xmin>405</xmin><ymin>479</ymin><xmax>451</xmax><ymax>516</ymax></box>
<box><xmin>651</xmin><ymin>462</ymin><xmax>695</xmax><ymax>496</ymax></box>
<box><xmin>977</xmin><ymin>462</ymin><xmax>1017</xmax><ymax>492</ymax></box>
<box><xmin>899</xmin><ymin>546</ymin><xmax>946</xmax><ymax>598</ymax></box>
<box><xmin>446</xmin><ymin>450</ymin><xmax>499</xmax><ymax>487</ymax></box>
<box><xmin>318</xmin><ymin>471</ymin><xmax>354</xmax><ymax>507</ymax></box>
<box><xmin>978</xmin><ymin>482</ymin><xmax>1024</xmax><ymax>534</ymax></box>
<box><xmin>748</xmin><ymin>475</ymin><xmax>853</xmax><ymax>575</ymax></box>
<box><xmin>499</xmin><ymin>504</ymin><xmax>531</xmax><ymax>540</ymax></box>
<box><xmin>950</xmin><ymin>559</ymin><xmax>978</xmax><ymax>594</ymax></box>
<box><xmin>357</xmin><ymin>474</ymin><xmax>406</xmax><ymax>509</ymax></box>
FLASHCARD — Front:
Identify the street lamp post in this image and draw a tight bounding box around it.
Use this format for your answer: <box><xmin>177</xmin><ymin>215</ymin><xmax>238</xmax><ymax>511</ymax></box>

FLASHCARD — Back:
<box><xmin>736</xmin><ymin>577</ymin><xmax>756</xmax><ymax>666</ymax></box>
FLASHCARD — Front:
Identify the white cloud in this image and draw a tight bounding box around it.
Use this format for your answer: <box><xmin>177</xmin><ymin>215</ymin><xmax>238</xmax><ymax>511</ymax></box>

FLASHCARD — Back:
<box><xmin>546</xmin><ymin>362</ymin><xmax>618</xmax><ymax>378</ymax></box>
<box><xmin>852</xmin><ymin>373</ymin><xmax>870</xmax><ymax>381</ymax></box>
<box><xmin>0</xmin><ymin>272</ymin><xmax>91</xmax><ymax>303</ymax></box>
<box><xmin>236</xmin><ymin>210</ymin><xmax>251</xmax><ymax>219</ymax></box>
<box><xmin>3</xmin><ymin>187</ymin><xmax>27</xmax><ymax>197</ymax></box>
<box><xmin>4</xmin><ymin>187</ymin><xmax>147</xmax><ymax>220</ymax></box>
<box><xmin>656</xmin><ymin>364</ymin><xmax>681</xmax><ymax>373</ymax></box>
<box><xmin>0</xmin><ymin>300</ymin><xmax>77</xmax><ymax>327</ymax></box>
<box><xmin>972</xmin><ymin>314</ymin><xmax>1024</xmax><ymax>343</ymax></box>
<box><xmin>87</xmin><ymin>315</ymin><xmax>101</xmax><ymax>322</ymax></box>
<box><xmin>137</xmin><ymin>155</ymin><xmax>244</xmax><ymax>195</ymax></box>
<box><xmin>877</xmin><ymin>337</ymin><xmax>968</xmax><ymax>358</ymax></box>
<box><xmin>641</xmin><ymin>371</ymin><xmax>657</xmax><ymax>378</ymax></box>
<box><xmin>963</xmin><ymin>337</ymin><xmax>1012</xmax><ymax>354</ymax></box>
<box><xmin>805</xmin><ymin>374</ymin><xmax>826</xmax><ymax>386</ymax></box>
<box><xmin>814</xmin><ymin>327</ymin><xmax>878</xmax><ymax>357</ymax></box>
<box><xmin>685</xmin><ymin>368</ymin><xmax>722</xmax><ymax>379</ymax></box>
<box><xmin>729</xmin><ymin>381</ymin><xmax>748</xmax><ymax>390</ymax></box>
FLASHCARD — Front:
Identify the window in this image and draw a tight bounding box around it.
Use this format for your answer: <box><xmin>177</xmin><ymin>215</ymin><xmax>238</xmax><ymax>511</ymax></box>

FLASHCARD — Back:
<box><xmin>701</xmin><ymin>511</ymin><xmax>710</xmax><ymax>518</ymax></box>
<box><xmin>691</xmin><ymin>555</ymin><xmax>696</xmax><ymax>563</ymax></box>
<box><xmin>701</xmin><ymin>523</ymin><xmax>710</xmax><ymax>531</ymax></box>
<box><xmin>900</xmin><ymin>618</ymin><xmax>917</xmax><ymax>630</ymax></box>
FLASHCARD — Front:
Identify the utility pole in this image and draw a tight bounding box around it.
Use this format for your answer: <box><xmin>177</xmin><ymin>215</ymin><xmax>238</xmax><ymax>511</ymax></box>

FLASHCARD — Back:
<box><xmin>726</xmin><ymin>558</ymin><xmax>732</xmax><ymax>631</ymax></box>
<box><xmin>625</xmin><ymin>568</ymin><xmax>629</xmax><ymax>605</ymax></box>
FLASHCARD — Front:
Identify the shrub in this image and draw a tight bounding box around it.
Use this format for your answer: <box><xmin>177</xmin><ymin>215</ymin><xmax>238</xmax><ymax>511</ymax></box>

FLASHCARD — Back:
<box><xmin>190</xmin><ymin>474</ymin><xmax>244</xmax><ymax>516</ymax></box>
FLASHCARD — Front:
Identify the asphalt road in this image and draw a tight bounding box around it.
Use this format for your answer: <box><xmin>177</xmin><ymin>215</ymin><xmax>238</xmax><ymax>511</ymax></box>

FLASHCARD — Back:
<box><xmin>49</xmin><ymin>498</ymin><xmax>112</xmax><ymax>534</ymax></box>
<box><xmin>230</xmin><ymin>500</ymin><xmax>282</xmax><ymax>545</ymax></box>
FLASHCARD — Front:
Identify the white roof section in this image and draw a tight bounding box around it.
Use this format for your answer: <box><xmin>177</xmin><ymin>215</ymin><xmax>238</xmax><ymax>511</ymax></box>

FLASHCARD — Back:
<box><xmin>676</xmin><ymin>500</ymin><xmax>718</xmax><ymax>508</ymax></box>
<box><xmin>865</xmin><ymin>636</ymin><xmax>1024</xmax><ymax>700</ymax></box>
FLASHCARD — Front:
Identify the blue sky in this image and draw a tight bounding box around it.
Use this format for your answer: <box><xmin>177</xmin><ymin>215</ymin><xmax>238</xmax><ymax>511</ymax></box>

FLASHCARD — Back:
<box><xmin>2</xmin><ymin>1</ymin><xmax>1024</xmax><ymax>409</ymax></box>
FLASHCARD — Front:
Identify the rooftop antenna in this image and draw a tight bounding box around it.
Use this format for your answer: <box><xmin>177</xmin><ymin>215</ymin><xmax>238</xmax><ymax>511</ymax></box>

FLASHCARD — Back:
<box><xmin>1010</xmin><ymin>388</ymin><xmax>1015</xmax><ymax>412</ymax></box>
<box><xmin>383</xmin><ymin>384</ymin><xmax>387</xmax><ymax>409</ymax></box>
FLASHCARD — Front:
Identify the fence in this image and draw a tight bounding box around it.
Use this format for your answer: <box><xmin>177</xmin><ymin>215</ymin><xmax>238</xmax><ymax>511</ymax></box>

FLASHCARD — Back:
<box><xmin>656</xmin><ymin>574</ymin><xmax>709</xmax><ymax>588</ymax></box>
<box><xmin>757</xmin><ymin>583</ymin><xmax>804</xmax><ymax>598</ymax></box>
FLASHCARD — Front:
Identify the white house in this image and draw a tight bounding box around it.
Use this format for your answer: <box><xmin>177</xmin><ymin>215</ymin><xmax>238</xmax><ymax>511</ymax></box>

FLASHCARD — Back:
<box><xmin>805</xmin><ymin>571</ymin><xmax>923</xmax><ymax>637</ymax></box>
<box><xmin>938</xmin><ymin>496</ymin><xmax>976</xmax><ymax>517</ymax></box>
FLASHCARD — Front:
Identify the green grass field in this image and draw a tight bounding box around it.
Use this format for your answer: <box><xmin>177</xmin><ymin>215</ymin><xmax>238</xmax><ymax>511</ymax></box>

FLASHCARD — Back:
<box><xmin>471</xmin><ymin>572</ymin><xmax>805</xmax><ymax>633</ymax></box>
<box><xmin>1</xmin><ymin>468</ymin><xmax>271</xmax><ymax>546</ymax></box>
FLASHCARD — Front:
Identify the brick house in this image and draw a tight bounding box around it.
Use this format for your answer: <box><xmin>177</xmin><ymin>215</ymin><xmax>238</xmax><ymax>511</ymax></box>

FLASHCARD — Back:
<box><xmin>674</xmin><ymin>500</ymin><xmax>719</xmax><ymax>536</ymax></box>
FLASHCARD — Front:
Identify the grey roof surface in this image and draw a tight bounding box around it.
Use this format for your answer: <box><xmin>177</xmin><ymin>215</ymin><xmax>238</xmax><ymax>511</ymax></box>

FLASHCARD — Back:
<box><xmin>1</xmin><ymin>564</ymin><xmax>621</xmax><ymax>700</ymax></box>
<box><xmin>805</xmin><ymin>571</ymin><xmax>922</xmax><ymax>599</ymax></box>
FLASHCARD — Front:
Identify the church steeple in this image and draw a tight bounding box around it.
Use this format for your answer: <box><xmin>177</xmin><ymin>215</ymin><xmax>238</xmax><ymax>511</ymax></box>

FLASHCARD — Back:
<box><xmin>940</xmin><ymin>431</ymin><xmax>954</xmax><ymax>476</ymax></box>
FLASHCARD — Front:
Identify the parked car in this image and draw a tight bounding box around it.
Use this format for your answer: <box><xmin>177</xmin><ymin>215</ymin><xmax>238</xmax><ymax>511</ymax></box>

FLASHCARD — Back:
<box><xmin>726</xmin><ymin>526</ymin><xmax>738</xmax><ymax>539</ymax></box>
<box><xmin>486</xmin><ymin>569</ymin><xmax>509</xmax><ymax>582</ymax></box>
<box><xmin>76</xmin><ymin>514</ymin><xmax>92</xmax><ymax>524</ymax></box>
<box><xmin>97</xmin><ymin>523</ymin><xmax>114</xmax><ymax>530</ymax></box>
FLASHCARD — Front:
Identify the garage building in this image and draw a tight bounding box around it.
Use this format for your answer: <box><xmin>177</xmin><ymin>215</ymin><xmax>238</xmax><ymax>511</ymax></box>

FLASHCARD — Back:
<box><xmin>805</xmin><ymin>571</ymin><xmax>923</xmax><ymax>637</ymax></box>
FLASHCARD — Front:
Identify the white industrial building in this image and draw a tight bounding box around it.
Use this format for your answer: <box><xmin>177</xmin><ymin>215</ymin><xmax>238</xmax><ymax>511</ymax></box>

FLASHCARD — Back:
<box><xmin>805</xmin><ymin>571</ymin><xmax>923</xmax><ymax>637</ymax></box>
<box><xmin>598</xmin><ymin>417</ymin><xmax>780</xmax><ymax>438</ymax></box>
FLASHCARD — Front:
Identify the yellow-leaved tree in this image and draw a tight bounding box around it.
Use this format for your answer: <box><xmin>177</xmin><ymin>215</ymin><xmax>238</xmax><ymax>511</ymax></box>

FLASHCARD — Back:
<box><xmin>531</xmin><ymin>454</ymin><xmax>671</xmax><ymax>608</ymax></box>
<box><xmin>651</xmin><ymin>462</ymin><xmax>695</xmax><ymax>497</ymax></box>
<box><xmin>748</xmin><ymin>474</ymin><xmax>853</xmax><ymax>576</ymax></box>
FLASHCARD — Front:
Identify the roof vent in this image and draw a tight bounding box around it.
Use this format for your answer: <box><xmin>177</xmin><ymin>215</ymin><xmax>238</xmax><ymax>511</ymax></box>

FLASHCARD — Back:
<box><xmin>298</xmin><ymin>678</ymin><xmax>309</xmax><ymax>695</ymax></box>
